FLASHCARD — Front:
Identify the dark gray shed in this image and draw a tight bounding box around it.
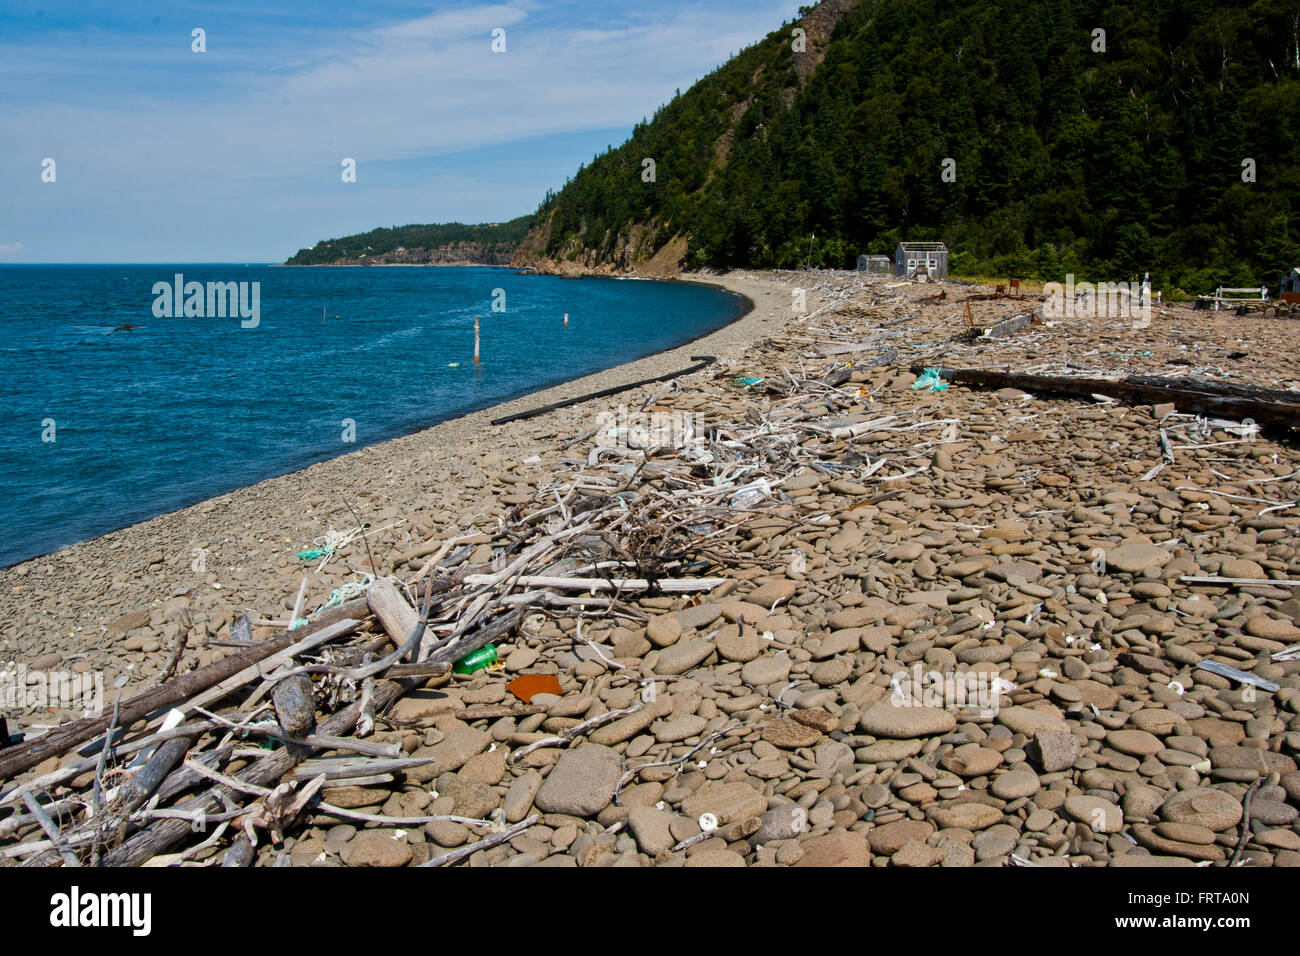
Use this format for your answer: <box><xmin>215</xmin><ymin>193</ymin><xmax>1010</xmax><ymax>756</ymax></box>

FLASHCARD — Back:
<box><xmin>857</xmin><ymin>254</ymin><xmax>892</xmax><ymax>275</ymax></box>
<box><xmin>1281</xmin><ymin>267</ymin><xmax>1300</xmax><ymax>298</ymax></box>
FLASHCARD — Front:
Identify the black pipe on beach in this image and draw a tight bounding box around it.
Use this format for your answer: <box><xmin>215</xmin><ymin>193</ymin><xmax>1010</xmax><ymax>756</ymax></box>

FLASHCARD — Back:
<box><xmin>489</xmin><ymin>355</ymin><xmax>717</xmax><ymax>426</ymax></box>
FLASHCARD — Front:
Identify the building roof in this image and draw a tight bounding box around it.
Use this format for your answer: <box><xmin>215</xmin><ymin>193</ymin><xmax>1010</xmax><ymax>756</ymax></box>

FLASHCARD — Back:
<box><xmin>897</xmin><ymin>241</ymin><xmax>947</xmax><ymax>251</ymax></box>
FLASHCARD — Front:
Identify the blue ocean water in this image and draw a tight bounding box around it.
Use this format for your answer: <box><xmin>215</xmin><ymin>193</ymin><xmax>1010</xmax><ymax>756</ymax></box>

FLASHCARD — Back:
<box><xmin>0</xmin><ymin>265</ymin><xmax>745</xmax><ymax>567</ymax></box>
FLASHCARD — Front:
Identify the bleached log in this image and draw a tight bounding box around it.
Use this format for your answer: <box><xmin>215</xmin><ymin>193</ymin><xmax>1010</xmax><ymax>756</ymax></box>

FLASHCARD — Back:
<box><xmin>463</xmin><ymin>573</ymin><xmax>726</xmax><ymax>592</ymax></box>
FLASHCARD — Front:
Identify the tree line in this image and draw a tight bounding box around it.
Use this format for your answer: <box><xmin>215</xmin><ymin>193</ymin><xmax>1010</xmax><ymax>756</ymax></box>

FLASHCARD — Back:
<box><xmin>532</xmin><ymin>0</ymin><xmax>1300</xmax><ymax>293</ymax></box>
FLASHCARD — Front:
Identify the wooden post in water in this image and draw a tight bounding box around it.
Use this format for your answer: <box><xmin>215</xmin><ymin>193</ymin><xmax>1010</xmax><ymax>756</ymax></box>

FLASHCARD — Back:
<box><xmin>474</xmin><ymin>315</ymin><xmax>480</xmax><ymax>365</ymax></box>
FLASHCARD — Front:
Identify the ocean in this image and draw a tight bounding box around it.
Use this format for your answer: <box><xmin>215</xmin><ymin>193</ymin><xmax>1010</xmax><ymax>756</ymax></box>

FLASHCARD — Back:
<box><xmin>0</xmin><ymin>265</ymin><xmax>745</xmax><ymax>567</ymax></box>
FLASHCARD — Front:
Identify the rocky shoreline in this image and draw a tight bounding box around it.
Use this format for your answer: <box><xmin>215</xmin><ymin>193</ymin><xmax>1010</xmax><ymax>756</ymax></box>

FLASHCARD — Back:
<box><xmin>2</xmin><ymin>269</ymin><xmax>1298</xmax><ymax>867</ymax></box>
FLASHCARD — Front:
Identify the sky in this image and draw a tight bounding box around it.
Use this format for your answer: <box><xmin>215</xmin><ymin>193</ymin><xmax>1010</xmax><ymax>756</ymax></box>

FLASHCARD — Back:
<box><xmin>0</xmin><ymin>0</ymin><xmax>806</xmax><ymax>263</ymax></box>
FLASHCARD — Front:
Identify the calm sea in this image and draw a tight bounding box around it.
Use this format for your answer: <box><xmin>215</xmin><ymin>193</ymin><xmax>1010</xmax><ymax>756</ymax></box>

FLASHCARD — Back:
<box><xmin>0</xmin><ymin>265</ymin><xmax>745</xmax><ymax>566</ymax></box>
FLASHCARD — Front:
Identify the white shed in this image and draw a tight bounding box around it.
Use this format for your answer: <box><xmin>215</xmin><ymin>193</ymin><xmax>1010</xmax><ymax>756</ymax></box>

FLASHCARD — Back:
<box><xmin>896</xmin><ymin>242</ymin><xmax>948</xmax><ymax>278</ymax></box>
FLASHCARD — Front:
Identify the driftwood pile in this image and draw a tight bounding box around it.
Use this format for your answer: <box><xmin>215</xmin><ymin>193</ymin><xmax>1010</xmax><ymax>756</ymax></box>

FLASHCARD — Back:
<box><xmin>0</xmin><ymin>584</ymin><xmax>508</xmax><ymax>866</ymax></box>
<box><xmin>0</xmin><ymin>349</ymin><xmax>913</xmax><ymax>867</ymax></box>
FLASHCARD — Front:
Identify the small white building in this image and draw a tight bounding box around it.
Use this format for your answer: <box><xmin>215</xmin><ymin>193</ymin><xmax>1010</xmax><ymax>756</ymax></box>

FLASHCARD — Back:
<box><xmin>896</xmin><ymin>242</ymin><xmax>948</xmax><ymax>278</ymax></box>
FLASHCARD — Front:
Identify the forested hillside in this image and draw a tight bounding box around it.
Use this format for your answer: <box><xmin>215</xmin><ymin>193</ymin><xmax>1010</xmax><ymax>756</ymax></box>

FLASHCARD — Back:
<box><xmin>516</xmin><ymin>0</ymin><xmax>1300</xmax><ymax>290</ymax></box>
<box><xmin>287</xmin><ymin>215</ymin><xmax>534</xmax><ymax>266</ymax></box>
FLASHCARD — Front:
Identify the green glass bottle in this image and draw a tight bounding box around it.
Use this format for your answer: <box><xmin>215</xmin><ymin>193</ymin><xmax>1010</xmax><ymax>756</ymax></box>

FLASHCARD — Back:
<box><xmin>453</xmin><ymin>644</ymin><xmax>499</xmax><ymax>675</ymax></box>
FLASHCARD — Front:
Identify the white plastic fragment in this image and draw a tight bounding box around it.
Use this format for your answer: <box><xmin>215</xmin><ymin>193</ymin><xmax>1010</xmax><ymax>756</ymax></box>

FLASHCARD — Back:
<box><xmin>1196</xmin><ymin>660</ymin><xmax>1279</xmax><ymax>692</ymax></box>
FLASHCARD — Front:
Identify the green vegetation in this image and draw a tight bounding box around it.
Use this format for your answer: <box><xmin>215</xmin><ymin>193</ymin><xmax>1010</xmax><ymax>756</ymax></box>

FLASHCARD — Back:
<box><xmin>286</xmin><ymin>215</ymin><xmax>535</xmax><ymax>265</ymax></box>
<box><xmin>532</xmin><ymin>0</ymin><xmax>1300</xmax><ymax>291</ymax></box>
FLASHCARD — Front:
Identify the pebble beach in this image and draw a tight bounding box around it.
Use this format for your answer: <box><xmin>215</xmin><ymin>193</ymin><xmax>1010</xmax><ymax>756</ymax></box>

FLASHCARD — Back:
<box><xmin>3</xmin><ymin>268</ymin><xmax>1299</xmax><ymax>867</ymax></box>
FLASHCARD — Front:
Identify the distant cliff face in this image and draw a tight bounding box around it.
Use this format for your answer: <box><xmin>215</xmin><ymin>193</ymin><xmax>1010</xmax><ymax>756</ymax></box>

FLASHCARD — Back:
<box><xmin>510</xmin><ymin>221</ymin><xmax>689</xmax><ymax>277</ymax></box>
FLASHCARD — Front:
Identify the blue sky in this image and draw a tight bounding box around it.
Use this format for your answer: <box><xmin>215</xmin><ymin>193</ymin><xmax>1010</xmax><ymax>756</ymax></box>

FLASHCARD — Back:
<box><xmin>0</xmin><ymin>0</ymin><xmax>807</xmax><ymax>262</ymax></box>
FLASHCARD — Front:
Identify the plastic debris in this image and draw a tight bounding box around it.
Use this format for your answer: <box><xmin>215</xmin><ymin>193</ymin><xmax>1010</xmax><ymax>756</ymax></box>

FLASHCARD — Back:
<box><xmin>313</xmin><ymin>575</ymin><xmax>373</xmax><ymax>615</ymax></box>
<box><xmin>729</xmin><ymin>478</ymin><xmax>772</xmax><ymax>509</ymax></box>
<box><xmin>296</xmin><ymin>520</ymin><xmax>401</xmax><ymax>571</ymax></box>
<box><xmin>1195</xmin><ymin>660</ymin><xmax>1279</xmax><ymax>692</ymax></box>
<box><xmin>911</xmin><ymin>367</ymin><xmax>949</xmax><ymax>392</ymax></box>
<box><xmin>230</xmin><ymin>614</ymin><xmax>254</xmax><ymax>644</ymax></box>
<box><xmin>506</xmin><ymin>673</ymin><xmax>562</xmax><ymax>703</ymax></box>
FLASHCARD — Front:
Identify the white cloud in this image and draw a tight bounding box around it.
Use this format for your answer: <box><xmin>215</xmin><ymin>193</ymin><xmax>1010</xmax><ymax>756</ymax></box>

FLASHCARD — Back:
<box><xmin>8</xmin><ymin>3</ymin><xmax>799</xmax><ymax>164</ymax></box>
<box><xmin>372</xmin><ymin>4</ymin><xmax>531</xmax><ymax>42</ymax></box>
<box><xmin>0</xmin><ymin>1</ymin><xmax>805</xmax><ymax>259</ymax></box>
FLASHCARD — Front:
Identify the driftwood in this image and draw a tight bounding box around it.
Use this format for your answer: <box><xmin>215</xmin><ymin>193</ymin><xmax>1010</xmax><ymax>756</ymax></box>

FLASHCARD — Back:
<box><xmin>366</xmin><ymin>578</ymin><xmax>421</xmax><ymax>658</ymax></box>
<box><xmin>0</xmin><ymin>616</ymin><xmax>359</xmax><ymax>782</ymax></box>
<box><xmin>99</xmin><ymin>673</ymin><xmax>419</xmax><ymax>866</ymax></box>
<box><xmin>288</xmin><ymin>756</ymin><xmax>436</xmax><ymax>782</ymax></box>
<box><xmin>221</xmin><ymin>834</ymin><xmax>255</xmax><ymax>867</ymax></box>
<box><xmin>180</xmin><ymin>619</ymin><xmax>358</xmax><ymax>716</ymax></box>
<box><xmin>117</xmin><ymin>736</ymin><xmax>193</xmax><ymax>814</ymax></box>
<box><xmin>1181</xmin><ymin>575</ymin><xmax>1300</xmax><ymax>588</ymax></box>
<box><xmin>462</xmin><ymin>573</ymin><xmax>726</xmax><ymax>592</ymax></box>
<box><xmin>910</xmin><ymin>365</ymin><xmax>1300</xmax><ymax>432</ymax></box>
<box><xmin>0</xmin><ymin>343</ymin><xmax>814</xmax><ymax>866</ymax></box>
<box><xmin>92</xmin><ymin>575</ymin><xmax>530</xmax><ymax>865</ymax></box>
<box><xmin>419</xmin><ymin>815</ymin><xmax>540</xmax><ymax>867</ymax></box>
<box><xmin>967</xmin><ymin>310</ymin><xmax>1040</xmax><ymax>340</ymax></box>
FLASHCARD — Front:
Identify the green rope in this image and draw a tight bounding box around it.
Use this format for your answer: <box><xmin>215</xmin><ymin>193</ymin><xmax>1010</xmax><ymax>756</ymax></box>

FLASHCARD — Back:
<box><xmin>311</xmin><ymin>575</ymin><xmax>374</xmax><ymax>616</ymax></box>
<box><xmin>911</xmin><ymin>367</ymin><xmax>949</xmax><ymax>392</ymax></box>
